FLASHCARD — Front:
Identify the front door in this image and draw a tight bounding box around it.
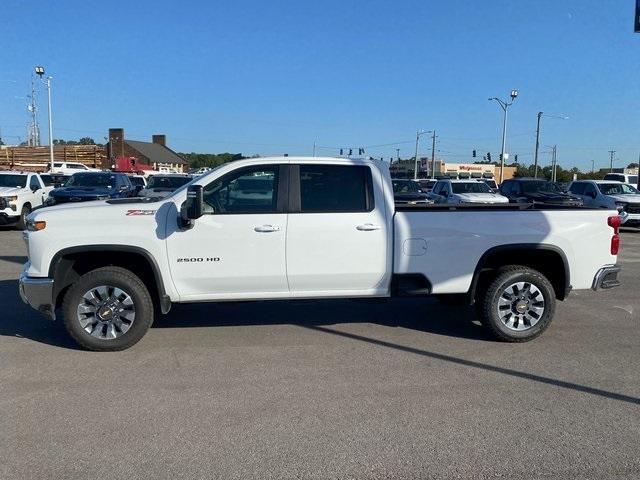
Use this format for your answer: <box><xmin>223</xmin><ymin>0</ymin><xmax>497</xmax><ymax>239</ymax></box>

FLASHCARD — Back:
<box><xmin>166</xmin><ymin>164</ymin><xmax>289</xmax><ymax>300</ymax></box>
<box><xmin>285</xmin><ymin>163</ymin><xmax>389</xmax><ymax>296</ymax></box>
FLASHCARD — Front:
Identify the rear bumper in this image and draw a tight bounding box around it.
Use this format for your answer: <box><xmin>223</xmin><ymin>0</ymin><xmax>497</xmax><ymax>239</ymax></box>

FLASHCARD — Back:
<box><xmin>591</xmin><ymin>265</ymin><xmax>621</xmax><ymax>291</ymax></box>
<box><xmin>18</xmin><ymin>270</ymin><xmax>56</xmax><ymax>320</ymax></box>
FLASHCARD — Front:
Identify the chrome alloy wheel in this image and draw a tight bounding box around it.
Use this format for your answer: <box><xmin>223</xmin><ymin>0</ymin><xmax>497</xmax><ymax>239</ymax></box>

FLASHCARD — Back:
<box><xmin>497</xmin><ymin>281</ymin><xmax>545</xmax><ymax>331</ymax></box>
<box><xmin>76</xmin><ymin>285</ymin><xmax>136</xmax><ymax>340</ymax></box>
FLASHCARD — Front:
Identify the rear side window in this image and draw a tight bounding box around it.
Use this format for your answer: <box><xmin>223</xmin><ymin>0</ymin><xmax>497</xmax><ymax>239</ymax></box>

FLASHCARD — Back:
<box><xmin>299</xmin><ymin>165</ymin><xmax>373</xmax><ymax>213</ymax></box>
<box><xmin>569</xmin><ymin>183</ymin><xmax>586</xmax><ymax>195</ymax></box>
<box><xmin>603</xmin><ymin>174</ymin><xmax>624</xmax><ymax>182</ymax></box>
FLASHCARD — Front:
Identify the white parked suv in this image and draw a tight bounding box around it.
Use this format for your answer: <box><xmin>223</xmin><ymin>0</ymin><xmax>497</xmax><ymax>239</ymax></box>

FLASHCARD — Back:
<box><xmin>431</xmin><ymin>179</ymin><xmax>509</xmax><ymax>204</ymax></box>
<box><xmin>568</xmin><ymin>180</ymin><xmax>640</xmax><ymax>226</ymax></box>
<box><xmin>19</xmin><ymin>157</ymin><xmax>621</xmax><ymax>350</ymax></box>
<box><xmin>0</xmin><ymin>171</ymin><xmax>53</xmax><ymax>229</ymax></box>
<box><xmin>50</xmin><ymin>162</ymin><xmax>101</xmax><ymax>175</ymax></box>
<box><xmin>602</xmin><ymin>173</ymin><xmax>638</xmax><ymax>186</ymax></box>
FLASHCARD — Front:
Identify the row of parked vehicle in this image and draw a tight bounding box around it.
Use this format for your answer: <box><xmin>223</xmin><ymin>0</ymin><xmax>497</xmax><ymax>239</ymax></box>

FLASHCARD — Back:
<box><xmin>0</xmin><ymin>169</ymin><xmax>193</xmax><ymax>229</ymax></box>
<box><xmin>391</xmin><ymin>175</ymin><xmax>640</xmax><ymax>227</ymax></box>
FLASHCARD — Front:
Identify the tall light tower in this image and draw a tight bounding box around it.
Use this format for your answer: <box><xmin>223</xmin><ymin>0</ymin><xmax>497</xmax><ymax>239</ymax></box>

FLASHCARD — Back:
<box><xmin>27</xmin><ymin>75</ymin><xmax>41</xmax><ymax>146</ymax></box>
<box><xmin>35</xmin><ymin>66</ymin><xmax>53</xmax><ymax>171</ymax></box>
<box><xmin>489</xmin><ymin>89</ymin><xmax>518</xmax><ymax>183</ymax></box>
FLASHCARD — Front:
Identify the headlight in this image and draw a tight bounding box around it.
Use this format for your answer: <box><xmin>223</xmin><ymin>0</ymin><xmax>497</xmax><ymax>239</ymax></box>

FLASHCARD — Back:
<box><xmin>26</xmin><ymin>219</ymin><xmax>46</xmax><ymax>231</ymax></box>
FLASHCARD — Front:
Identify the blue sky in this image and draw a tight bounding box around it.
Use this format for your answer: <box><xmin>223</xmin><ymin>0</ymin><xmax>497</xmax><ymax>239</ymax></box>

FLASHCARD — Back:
<box><xmin>1</xmin><ymin>0</ymin><xmax>639</xmax><ymax>171</ymax></box>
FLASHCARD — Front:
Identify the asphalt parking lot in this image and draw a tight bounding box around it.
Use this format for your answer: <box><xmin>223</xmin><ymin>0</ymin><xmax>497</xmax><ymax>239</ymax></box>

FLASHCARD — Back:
<box><xmin>1</xmin><ymin>229</ymin><xmax>639</xmax><ymax>479</ymax></box>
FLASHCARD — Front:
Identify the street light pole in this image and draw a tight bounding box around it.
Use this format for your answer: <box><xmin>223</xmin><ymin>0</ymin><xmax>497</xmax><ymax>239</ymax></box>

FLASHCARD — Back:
<box><xmin>534</xmin><ymin>112</ymin><xmax>542</xmax><ymax>178</ymax></box>
<box><xmin>35</xmin><ymin>66</ymin><xmax>54</xmax><ymax>172</ymax></box>
<box><xmin>413</xmin><ymin>130</ymin><xmax>432</xmax><ymax>179</ymax></box>
<box><xmin>430</xmin><ymin>130</ymin><xmax>436</xmax><ymax>179</ymax></box>
<box><xmin>489</xmin><ymin>90</ymin><xmax>518</xmax><ymax>184</ymax></box>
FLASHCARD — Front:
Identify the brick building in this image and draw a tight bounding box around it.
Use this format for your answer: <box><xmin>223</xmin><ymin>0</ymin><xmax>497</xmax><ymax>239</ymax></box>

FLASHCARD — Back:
<box><xmin>107</xmin><ymin>128</ymin><xmax>187</xmax><ymax>173</ymax></box>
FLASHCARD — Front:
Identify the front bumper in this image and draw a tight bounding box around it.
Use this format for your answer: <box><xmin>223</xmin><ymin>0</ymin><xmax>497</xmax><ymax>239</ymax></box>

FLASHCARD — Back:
<box><xmin>0</xmin><ymin>212</ymin><xmax>19</xmax><ymax>225</ymax></box>
<box><xmin>18</xmin><ymin>270</ymin><xmax>55</xmax><ymax>320</ymax></box>
<box><xmin>591</xmin><ymin>265</ymin><xmax>621</xmax><ymax>291</ymax></box>
<box><xmin>619</xmin><ymin>211</ymin><xmax>640</xmax><ymax>225</ymax></box>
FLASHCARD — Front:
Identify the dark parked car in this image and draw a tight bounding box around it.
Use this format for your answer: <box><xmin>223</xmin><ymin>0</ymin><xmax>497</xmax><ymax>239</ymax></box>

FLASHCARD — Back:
<box><xmin>391</xmin><ymin>179</ymin><xmax>433</xmax><ymax>205</ymax></box>
<box><xmin>40</xmin><ymin>173</ymin><xmax>71</xmax><ymax>188</ymax></box>
<box><xmin>499</xmin><ymin>178</ymin><xmax>583</xmax><ymax>206</ymax></box>
<box><xmin>417</xmin><ymin>179</ymin><xmax>437</xmax><ymax>192</ymax></box>
<box><xmin>138</xmin><ymin>174</ymin><xmax>192</xmax><ymax>199</ymax></box>
<box><xmin>48</xmin><ymin>172</ymin><xmax>136</xmax><ymax>205</ymax></box>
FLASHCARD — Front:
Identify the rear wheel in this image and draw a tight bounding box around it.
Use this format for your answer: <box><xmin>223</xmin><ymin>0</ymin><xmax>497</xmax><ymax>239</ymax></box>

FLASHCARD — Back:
<box><xmin>62</xmin><ymin>267</ymin><xmax>154</xmax><ymax>351</ymax></box>
<box><xmin>478</xmin><ymin>265</ymin><xmax>555</xmax><ymax>342</ymax></box>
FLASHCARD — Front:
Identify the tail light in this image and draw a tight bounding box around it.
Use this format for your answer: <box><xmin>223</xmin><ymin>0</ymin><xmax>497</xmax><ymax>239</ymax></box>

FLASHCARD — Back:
<box><xmin>608</xmin><ymin>215</ymin><xmax>621</xmax><ymax>255</ymax></box>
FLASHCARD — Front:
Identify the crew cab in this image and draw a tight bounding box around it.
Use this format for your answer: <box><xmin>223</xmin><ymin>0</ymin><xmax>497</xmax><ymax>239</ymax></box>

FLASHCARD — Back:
<box><xmin>19</xmin><ymin>157</ymin><xmax>621</xmax><ymax>351</ymax></box>
<box><xmin>0</xmin><ymin>171</ymin><xmax>52</xmax><ymax>229</ymax></box>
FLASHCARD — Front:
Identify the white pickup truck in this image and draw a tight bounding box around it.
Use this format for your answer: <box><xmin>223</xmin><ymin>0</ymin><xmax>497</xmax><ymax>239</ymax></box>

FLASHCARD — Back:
<box><xmin>19</xmin><ymin>157</ymin><xmax>622</xmax><ymax>351</ymax></box>
<box><xmin>0</xmin><ymin>171</ymin><xmax>52</xmax><ymax>229</ymax></box>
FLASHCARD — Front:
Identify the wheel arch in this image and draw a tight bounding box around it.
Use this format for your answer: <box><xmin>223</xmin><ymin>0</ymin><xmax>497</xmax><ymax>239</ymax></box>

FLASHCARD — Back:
<box><xmin>49</xmin><ymin>245</ymin><xmax>171</xmax><ymax>314</ymax></box>
<box><xmin>468</xmin><ymin>244</ymin><xmax>570</xmax><ymax>303</ymax></box>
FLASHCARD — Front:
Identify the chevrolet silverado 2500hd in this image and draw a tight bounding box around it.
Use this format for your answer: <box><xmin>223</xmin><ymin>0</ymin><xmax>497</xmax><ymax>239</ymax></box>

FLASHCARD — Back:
<box><xmin>19</xmin><ymin>157</ymin><xmax>622</xmax><ymax>351</ymax></box>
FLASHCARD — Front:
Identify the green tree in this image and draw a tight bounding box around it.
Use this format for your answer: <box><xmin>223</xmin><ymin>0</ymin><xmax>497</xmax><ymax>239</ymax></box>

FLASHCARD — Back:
<box><xmin>178</xmin><ymin>152</ymin><xmax>245</xmax><ymax>169</ymax></box>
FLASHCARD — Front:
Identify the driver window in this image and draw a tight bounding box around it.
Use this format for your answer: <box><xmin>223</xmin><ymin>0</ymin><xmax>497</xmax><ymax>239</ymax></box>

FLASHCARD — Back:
<box><xmin>202</xmin><ymin>166</ymin><xmax>279</xmax><ymax>214</ymax></box>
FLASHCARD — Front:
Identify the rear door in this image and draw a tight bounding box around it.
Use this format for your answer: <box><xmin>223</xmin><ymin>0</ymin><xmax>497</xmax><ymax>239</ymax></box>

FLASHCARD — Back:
<box><xmin>286</xmin><ymin>163</ymin><xmax>389</xmax><ymax>296</ymax></box>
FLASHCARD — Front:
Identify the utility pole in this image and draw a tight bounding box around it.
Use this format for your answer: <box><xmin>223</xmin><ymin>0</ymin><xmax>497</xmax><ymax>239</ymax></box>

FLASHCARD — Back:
<box><xmin>608</xmin><ymin>150</ymin><xmax>616</xmax><ymax>172</ymax></box>
<box><xmin>534</xmin><ymin>111</ymin><xmax>542</xmax><ymax>178</ymax></box>
<box><xmin>591</xmin><ymin>159</ymin><xmax>595</xmax><ymax>173</ymax></box>
<box><xmin>35</xmin><ymin>66</ymin><xmax>54</xmax><ymax>171</ymax></box>
<box><xmin>430</xmin><ymin>131</ymin><xmax>437</xmax><ymax>179</ymax></box>
<box><xmin>552</xmin><ymin>145</ymin><xmax>557</xmax><ymax>182</ymax></box>
<box><xmin>395</xmin><ymin>148</ymin><xmax>400</xmax><ymax>163</ymax></box>
<box><xmin>312</xmin><ymin>141</ymin><xmax>316</xmax><ymax>157</ymax></box>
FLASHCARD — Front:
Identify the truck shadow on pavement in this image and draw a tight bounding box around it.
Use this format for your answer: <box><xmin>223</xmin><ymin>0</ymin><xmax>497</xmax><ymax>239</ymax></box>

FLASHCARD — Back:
<box><xmin>2</xmin><ymin>279</ymin><xmax>639</xmax><ymax>406</ymax></box>
<box><xmin>0</xmin><ymin>278</ymin><xmax>490</xmax><ymax>349</ymax></box>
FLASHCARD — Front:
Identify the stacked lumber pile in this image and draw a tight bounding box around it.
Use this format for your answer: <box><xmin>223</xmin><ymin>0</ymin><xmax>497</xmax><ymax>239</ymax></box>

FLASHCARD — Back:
<box><xmin>0</xmin><ymin>145</ymin><xmax>107</xmax><ymax>172</ymax></box>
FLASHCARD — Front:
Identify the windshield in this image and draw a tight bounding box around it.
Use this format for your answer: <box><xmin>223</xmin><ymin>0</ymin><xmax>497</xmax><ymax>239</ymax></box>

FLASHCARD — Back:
<box><xmin>0</xmin><ymin>174</ymin><xmax>28</xmax><ymax>188</ymax></box>
<box><xmin>521</xmin><ymin>181</ymin><xmax>557</xmax><ymax>194</ymax></box>
<box><xmin>598</xmin><ymin>183</ymin><xmax>639</xmax><ymax>195</ymax></box>
<box><xmin>147</xmin><ymin>176</ymin><xmax>192</xmax><ymax>190</ymax></box>
<box><xmin>65</xmin><ymin>173</ymin><xmax>117</xmax><ymax>188</ymax></box>
<box><xmin>40</xmin><ymin>174</ymin><xmax>69</xmax><ymax>186</ymax></box>
<box><xmin>451</xmin><ymin>182</ymin><xmax>491</xmax><ymax>194</ymax></box>
<box><xmin>129</xmin><ymin>177</ymin><xmax>145</xmax><ymax>186</ymax></box>
<box><xmin>392</xmin><ymin>180</ymin><xmax>420</xmax><ymax>194</ymax></box>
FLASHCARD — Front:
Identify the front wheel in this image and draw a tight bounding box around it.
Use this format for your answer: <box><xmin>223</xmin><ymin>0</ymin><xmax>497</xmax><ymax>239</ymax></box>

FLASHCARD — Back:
<box><xmin>16</xmin><ymin>205</ymin><xmax>30</xmax><ymax>230</ymax></box>
<box><xmin>478</xmin><ymin>265</ymin><xmax>556</xmax><ymax>342</ymax></box>
<box><xmin>62</xmin><ymin>267</ymin><xmax>154</xmax><ymax>351</ymax></box>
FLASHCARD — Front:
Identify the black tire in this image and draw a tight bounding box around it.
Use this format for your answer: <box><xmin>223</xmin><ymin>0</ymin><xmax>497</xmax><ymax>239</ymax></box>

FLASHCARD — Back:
<box><xmin>16</xmin><ymin>204</ymin><xmax>30</xmax><ymax>230</ymax></box>
<box><xmin>478</xmin><ymin>265</ymin><xmax>556</xmax><ymax>342</ymax></box>
<box><xmin>62</xmin><ymin>267</ymin><xmax>154</xmax><ymax>351</ymax></box>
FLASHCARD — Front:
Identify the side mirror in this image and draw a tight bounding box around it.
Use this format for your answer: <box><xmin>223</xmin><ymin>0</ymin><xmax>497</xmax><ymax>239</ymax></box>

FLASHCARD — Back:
<box><xmin>186</xmin><ymin>184</ymin><xmax>204</xmax><ymax>220</ymax></box>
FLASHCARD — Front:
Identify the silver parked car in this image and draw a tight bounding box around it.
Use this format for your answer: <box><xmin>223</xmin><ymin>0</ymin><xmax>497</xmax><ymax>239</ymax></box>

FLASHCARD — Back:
<box><xmin>568</xmin><ymin>180</ymin><xmax>640</xmax><ymax>226</ymax></box>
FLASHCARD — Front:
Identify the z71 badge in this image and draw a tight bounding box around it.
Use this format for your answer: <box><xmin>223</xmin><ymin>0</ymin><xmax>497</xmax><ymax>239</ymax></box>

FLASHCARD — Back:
<box><xmin>126</xmin><ymin>209</ymin><xmax>156</xmax><ymax>216</ymax></box>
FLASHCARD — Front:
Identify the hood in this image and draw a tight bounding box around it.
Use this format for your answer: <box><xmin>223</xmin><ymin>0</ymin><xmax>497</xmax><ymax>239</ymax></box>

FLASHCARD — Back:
<box><xmin>0</xmin><ymin>186</ymin><xmax>26</xmax><ymax>196</ymax></box>
<box><xmin>525</xmin><ymin>191</ymin><xmax>582</xmax><ymax>204</ymax></box>
<box><xmin>394</xmin><ymin>192</ymin><xmax>429</xmax><ymax>200</ymax></box>
<box><xmin>606</xmin><ymin>194</ymin><xmax>640</xmax><ymax>204</ymax></box>
<box><xmin>51</xmin><ymin>186</ymin><xmax>115</xmax><ymax>198</ymax></box>
<box><xmin>454</xmin><ymin>192</ymin><xmax>509</xmax><ymax>203</ymax></box>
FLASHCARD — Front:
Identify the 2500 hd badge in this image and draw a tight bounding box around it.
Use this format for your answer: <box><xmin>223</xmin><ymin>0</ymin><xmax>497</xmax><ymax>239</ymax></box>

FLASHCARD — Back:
<box><xmin>177</xmin><ymin>257</ymin><xmax>221</xmax><ymax>262</ymax></box>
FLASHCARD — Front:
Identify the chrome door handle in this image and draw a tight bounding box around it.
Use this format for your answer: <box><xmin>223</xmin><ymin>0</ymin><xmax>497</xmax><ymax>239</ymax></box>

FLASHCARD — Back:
<box><xmin>356</xmin><ymin>223</ymin><xmax>381</xmax><ymax>231</ymax></box>
<box><xmin>254</xmin><ymin>224</ymin><xmax>280</xmax><ymax>233</ymax></box>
